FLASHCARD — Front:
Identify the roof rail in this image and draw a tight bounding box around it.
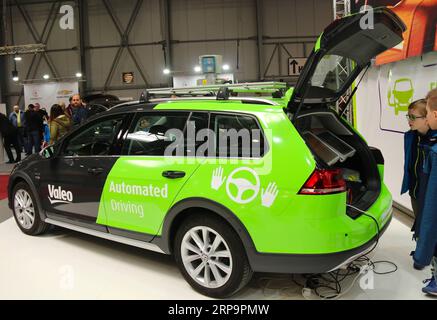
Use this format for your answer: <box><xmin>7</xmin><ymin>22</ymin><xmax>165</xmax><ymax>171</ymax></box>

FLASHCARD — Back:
<box><xmin>142</xmin><ymin>82</ymin><xmax>287</xmax><ymax>99</ymax></box>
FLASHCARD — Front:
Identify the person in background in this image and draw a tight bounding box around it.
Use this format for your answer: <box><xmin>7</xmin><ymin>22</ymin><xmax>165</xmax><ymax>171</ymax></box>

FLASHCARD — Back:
<box><xmin>69</xmin><ymin>94</ymin><xmax>87</xmax><ymax>126</ymax></box>
<box><xmin>49</xmin><ymin>104</ymin><xmax>71</xmax><ymax>145</ymax></box>
<box><xmin>401</xmin><ymin>99</ymin><xmax>429</xmax><ymax>237</ymax></box>
<box><xmin>23</xmin><ymin>104</ymin><xmax>32</xmax><ymax>155</ymax></box>
<box><xmin>42</xmin><ymin>117</ymin><xmax>50</xmax><ymax>149</ymax></box>
<box><xmin>24</xmin><ymin>104</ymin><xmax>43</xmax><ymax>155</ymax></box>
<box><xmin>9</xmin><ymin>105</ymin><xmax>26</xmax><ymax>153</ymax></box>
<box><xmin>413</xmin><ymin>94</ymin><xmax>437</xmax><ymax>296</ymax></box>
<box><xmin>59</xmin><ymin>102</ymin><xmax>66</xmax><ymax>113</ymax></box>
<box><xmin>0</xmin><ymin>112</ymin><xmax>21</xmax><ymax>163</ymax></box>
<box><xmin>65</xmin><ymin>96</ymin><xmax>73</xmax><ymax>118</ymax></box>
<box><xmin>34</xmin><ymin>103</ymin><xmax>48</xmax><ymax>149</ymax></box>
<box><xmin>34</xmin><ymin>103</ymin><xmax>49</xmax><ymax>122</ymax></box>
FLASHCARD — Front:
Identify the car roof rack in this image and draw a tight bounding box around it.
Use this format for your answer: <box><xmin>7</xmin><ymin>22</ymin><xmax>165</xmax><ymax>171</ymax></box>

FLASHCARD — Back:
<box><xmin>140</xmin><ymin>82</ymin><xmax>287</xmax><ymax>101</ymax></box>
<box><xmin>109</xmin><ymin>96</ymin><xmax>282</xmax><ymax>112</ymax></box>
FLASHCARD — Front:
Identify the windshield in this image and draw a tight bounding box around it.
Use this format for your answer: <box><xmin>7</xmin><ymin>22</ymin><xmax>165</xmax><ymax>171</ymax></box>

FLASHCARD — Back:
<box><xmin>309</xmin><ymin>54</ymin><xmax>357</xmax><ymax>93</ymax></box>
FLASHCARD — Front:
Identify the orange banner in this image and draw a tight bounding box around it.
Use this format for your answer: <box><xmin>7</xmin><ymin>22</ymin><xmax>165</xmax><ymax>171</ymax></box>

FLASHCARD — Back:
<box><xmin>352</xmin><ymin>0</ymin><xmax>437</xmax><ymax>65</ymax></box>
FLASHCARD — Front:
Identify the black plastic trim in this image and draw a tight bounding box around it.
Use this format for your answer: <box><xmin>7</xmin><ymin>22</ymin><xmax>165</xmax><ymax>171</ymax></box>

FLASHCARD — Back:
<box><xmin>45</xmin><ymin>212</ymin><xmax>108</xmax><ymax>233</ymax></box>
<box><xmin>247</xmin><ymin>215</ymin><xmax>392</xmax><ymax>274</ymax></box>
<box><xmin>107</xmin><ymin>227</ymin><xmax>155</xmax><ymax>242</ymax></box>
<box><xmin>157</xmin><ymin>197</ymin><xmax>392</xmax><ymax>274</ymax></box>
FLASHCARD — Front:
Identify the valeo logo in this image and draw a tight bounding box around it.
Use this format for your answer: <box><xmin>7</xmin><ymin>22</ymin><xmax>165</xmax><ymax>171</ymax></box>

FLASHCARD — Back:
<box><xmin>387</xmin><ymin>78</ymin><xmax>414</xmax><ymax>116</ymax></box>
<box><xmin>210</xmin><ymin>167</ymin><xmax>279</xmax><ymax>208</ymax></box>
<box><xmin>48</xmin><ymin>184</ymin><xmax>73</xmax><ymax>205</ymax></box>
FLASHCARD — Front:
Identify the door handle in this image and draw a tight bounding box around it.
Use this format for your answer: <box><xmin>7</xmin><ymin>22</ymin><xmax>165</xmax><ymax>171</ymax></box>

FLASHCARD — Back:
<box><xmin>162</xmin><ymin>171</ymin><xmax>186</xmax><ymax>179</ymax></box>
<box><xmin>88</xmin><ymin>167</ymin><xmax>104</xmax><ymax>175</ymax></box>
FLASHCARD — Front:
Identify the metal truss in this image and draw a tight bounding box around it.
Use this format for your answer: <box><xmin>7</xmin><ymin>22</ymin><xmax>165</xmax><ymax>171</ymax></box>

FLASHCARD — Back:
<box><xmin>14</xmin><ymin>0</ymin><xmax>60</xmax><ymax>78</ymax></box>
<box><xmin>3</xmin><ymin>0</ymin><xmax>332</xmax><ymax>103</ymax></box>
<box><xmin>12</xmin><ymin>0</ymin><xmax>61</xmax><ymax>104</ymax></box>
<box><xmin>0</xmin><ymin>43</ymin><xmax>45</xmax><ymax>55</ymax></box>
<box><xmin>262</xmin><ymin>38</ymin><xmax>317</xmax><ymax>82</ymax></box>
<box><xmin>102</xmin><ymin>0</ymin><xmax>149</xmax><ymax>91</ymax></box>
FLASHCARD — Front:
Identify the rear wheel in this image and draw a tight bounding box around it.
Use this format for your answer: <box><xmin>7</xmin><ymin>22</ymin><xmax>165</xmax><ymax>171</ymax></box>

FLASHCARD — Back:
<box><xmin>174</xmin><ymin>214</ymin><xmax>253</xmax><ymax>298</ymax></box>
<box><xmin>12</xmin><ymin>182</ymin><xmax>49</xmax><ymax>235</ymax></box>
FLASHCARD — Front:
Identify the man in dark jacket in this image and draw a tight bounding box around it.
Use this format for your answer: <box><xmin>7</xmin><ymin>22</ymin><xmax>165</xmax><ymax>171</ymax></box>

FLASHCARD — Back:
<box><xmin>34</xmin><ymin>103</ymin><xmax>48</xmax><ymax>122</ymax></box>
<box><xmin>0</xmin><ymin>113</ymin><xmax>21</xmax><ymax>163</ymax></box>
<box><xmin>69</xmin><ymin>94</ymin><xmax>88</xmax><ymax>126</ymax></box>
<box><xmin>414</xmin><ymin>96</ymin><xmax>437</xmax><ymax>296</ymax></box>
<box><xmin>24</xmin><ymin>104</ymin><xmax>43</xmax><ymax>155</ymax></box>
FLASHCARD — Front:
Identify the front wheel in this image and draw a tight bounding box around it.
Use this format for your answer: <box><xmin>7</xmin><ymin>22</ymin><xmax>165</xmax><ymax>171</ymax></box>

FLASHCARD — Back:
<box><xmin>174</xmin><ymin>214</ymin><xmax>253</xmax><ymax>298</ymax></box>
<box><xmin>12</xmin><ymin>182</ymin><xmax>49</xmax><ymax>235</ymax></box>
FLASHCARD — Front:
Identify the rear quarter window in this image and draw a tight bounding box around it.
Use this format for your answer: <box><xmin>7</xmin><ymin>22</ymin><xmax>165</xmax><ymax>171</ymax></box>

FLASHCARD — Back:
<box><xmin>210</xmin><ymin>113</ymin><xmax>267</xmax><ymax>158</ymax></box>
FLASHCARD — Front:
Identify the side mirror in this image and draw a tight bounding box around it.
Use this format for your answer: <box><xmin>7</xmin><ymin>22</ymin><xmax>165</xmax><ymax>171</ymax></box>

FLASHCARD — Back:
<box><xmin>41</xmin><ymin>146</ymin><xmax>55</xmax><ymax>159</ymax></box>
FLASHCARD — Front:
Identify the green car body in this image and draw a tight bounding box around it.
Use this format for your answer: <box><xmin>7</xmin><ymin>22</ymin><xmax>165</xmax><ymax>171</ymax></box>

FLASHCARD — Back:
<box><xmin>97</xmin><ymin>101</ymin><xmax>392</xmax><ymax>255</ymax></box>
<box><xmin>8</xmin><ymin>8</ymin><xmax>406</xmax><ymax>298</ymax></box>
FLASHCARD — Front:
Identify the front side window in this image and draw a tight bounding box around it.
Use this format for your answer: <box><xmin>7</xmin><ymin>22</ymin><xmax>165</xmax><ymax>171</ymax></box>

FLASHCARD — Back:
<box><xmin>63</xmin><ymin>115</ymin><xmax>125</xmax><ymax>156</ymax></box>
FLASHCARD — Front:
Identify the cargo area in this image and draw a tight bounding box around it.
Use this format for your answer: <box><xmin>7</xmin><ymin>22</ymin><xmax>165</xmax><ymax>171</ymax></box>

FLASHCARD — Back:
<box><xmin>292</xmin><ymin>110</ymin><xmax>381</xmax><ymax>217</ymax></box>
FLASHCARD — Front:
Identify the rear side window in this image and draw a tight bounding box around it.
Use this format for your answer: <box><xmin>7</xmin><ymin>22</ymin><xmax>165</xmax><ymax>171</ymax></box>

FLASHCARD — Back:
<box><xmin>122</xmin><ymin>112</ymin><xmax>189</xmax><ymax>156</ymax></box>
<box><xmin>210</xmin><ymin>113</ymin><xmax>267</xmax><ymax>158</ymax></box>
<box><xmin>185</xmin><ymin>112</ymin><xmax>210</xmax><ymax>156</ymax></box>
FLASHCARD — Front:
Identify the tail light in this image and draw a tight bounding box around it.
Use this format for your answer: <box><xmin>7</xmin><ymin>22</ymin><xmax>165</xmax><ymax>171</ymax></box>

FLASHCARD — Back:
<box><xmin>299</xmin><ymin>168</ymin><xmax>346</xmax><ymax>195</ymax></box>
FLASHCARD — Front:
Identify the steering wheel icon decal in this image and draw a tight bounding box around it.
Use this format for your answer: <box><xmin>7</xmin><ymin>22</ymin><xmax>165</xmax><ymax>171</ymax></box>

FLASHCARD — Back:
<box><xmin>225</xmin><ymin>167</ymin><xmax>260</xmax><ymax>204</ymax></box>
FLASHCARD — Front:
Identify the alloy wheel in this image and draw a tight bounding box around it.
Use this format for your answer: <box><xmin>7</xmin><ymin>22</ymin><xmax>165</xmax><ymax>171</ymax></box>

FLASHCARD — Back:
<box><xmin>181</xmin><ymin>226</ymin><xmax>233</xmax><ymax>289</ymax></box>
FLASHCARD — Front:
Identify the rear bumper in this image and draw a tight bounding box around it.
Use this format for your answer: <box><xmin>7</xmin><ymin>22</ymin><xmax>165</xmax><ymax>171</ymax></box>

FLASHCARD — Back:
<box><xmin>247</xmin><ymin>211</ymin><xmax>392</xmax><ymax>274</ymax></box>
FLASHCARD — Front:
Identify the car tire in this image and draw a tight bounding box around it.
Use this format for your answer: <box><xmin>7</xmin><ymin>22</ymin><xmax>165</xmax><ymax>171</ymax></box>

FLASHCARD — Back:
<box><xmin>174</xmin><ymin>213</ymin><xmax>253</xmax><ymax>298</ymax></box>
<box><xmin>12</xmin><ymin>182</ymin><xmax>49</xmax><ymax>236</ymax></box>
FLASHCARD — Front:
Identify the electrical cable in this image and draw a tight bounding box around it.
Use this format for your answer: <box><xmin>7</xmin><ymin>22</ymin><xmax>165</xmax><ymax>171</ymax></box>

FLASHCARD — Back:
<box><xmin>347</xmin><ymin>204</ymin><xmax>381</xmax><ymax>259</ymax></box>
<box><xmin>257</xmin><ymin>205</ymin><xmax>398</xmax><ymax>300</ymax></box>
<box><xmin>305</xmin><ymin>205</ymin><xmax>396</xmax><ymax>299</ymax></box>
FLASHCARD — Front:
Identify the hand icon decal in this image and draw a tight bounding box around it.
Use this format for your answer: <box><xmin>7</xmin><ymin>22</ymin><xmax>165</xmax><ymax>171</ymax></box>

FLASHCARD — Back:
<box><xmin>211</xmin><ymin>167</ymin><xmax>226</xmax><ymax>190</ymax></box>
<box><xmin>261</xmin><ymin>182</ymin><xmax>279</xmax><ymax>208</ymax></box>
<box><xmin>211</xmin><ymin>166</ymin><xmax>279</xmax><ymax>208</ymax></box>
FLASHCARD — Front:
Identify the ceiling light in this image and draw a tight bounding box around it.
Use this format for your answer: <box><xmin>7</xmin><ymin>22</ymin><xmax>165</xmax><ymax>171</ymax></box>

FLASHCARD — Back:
<box><xmin>43</xmin><ymin>74</ymin><xmax>50</xmax><ymax>80</ymax></box>
<box><xmin>12</xmin><ymin>70</ymin><xmax>19</xmax><ymax>82</ymax></box>
<box><xmin>194</xmin><ymin>66</ymin><xmax>202</xmax><ymax>73</ymax></box>
<box><xmin>163</xmin><ymin>68</ymin><xmax>171</xmax><ymax>75</ymax></box>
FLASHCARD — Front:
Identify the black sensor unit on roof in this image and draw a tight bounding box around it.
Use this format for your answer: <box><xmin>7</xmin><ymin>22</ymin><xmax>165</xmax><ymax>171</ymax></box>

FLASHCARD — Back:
<box><xmin>139</xmin><ymin>90</ymin><xmax>151</xmax><ymax>103</ymax></box>
<box><xmin>216</xmin><ymin>87</ymin><xmax>230</xmax><ymax>100</ymax></box>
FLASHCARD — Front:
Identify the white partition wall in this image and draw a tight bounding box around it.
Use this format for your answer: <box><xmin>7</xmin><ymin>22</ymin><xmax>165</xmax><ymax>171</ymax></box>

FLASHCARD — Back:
<box><xmin>355</xmin><ymin>52</ymin><xmax>437</xmax><ymax>212</ymax></box>
<box><xmin>23</xmin><ymin>82</ymin><xmax>79</xmax><ymax>110</ymax></box>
